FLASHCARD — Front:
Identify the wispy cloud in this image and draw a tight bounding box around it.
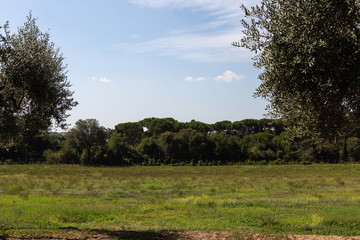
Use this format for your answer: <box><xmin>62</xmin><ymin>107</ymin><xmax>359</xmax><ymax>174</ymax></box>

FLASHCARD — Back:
<box><xmin>130</xmin><ymin>0</ymin><xmax>259</xmax><ymax>29</ymax></box>
<box><xmin>116</xmin><ymin>30</ymin><xmax>252</xmax><ymax>62</ymax></box>
<box><xmin>118</xmin><ymin>0</ymin><xmax>259</xmax><ymax>63</ymax></box>
<box><xmin>184</xmin><ymin>76</ymin><xmax>206</xmax><ymax>82</ymax></box>
<box><xmin>92</xmin><ymin>77</ymin><xmax>112</xmax><ymax>83</ymax></box>
<box><xmin>130</xmin><ymin>0</ymin><xmax>257</xmax><ymax>16</ymax></box>
<box><xmin>215</xmin><ymin>70</ymin><xmax>244</xmax><ymax>83</ymax></box>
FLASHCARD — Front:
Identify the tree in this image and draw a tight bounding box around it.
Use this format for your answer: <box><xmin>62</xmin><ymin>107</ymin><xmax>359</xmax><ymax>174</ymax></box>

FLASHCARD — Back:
<box><xmin>177</xmin><ymin>128</ymin><xmax>215</xmax><ymax>164</ymax></box>
<box><xmin>114</xmin><ymin>122</ymin><xmax>143</xmax><ymax>146</ymax></box>
<box><xmin>185</xmin><ymin>120</ymin><xmax>212</xmax><ymax>134</ymax></box>
<box><xmin>239</xmin><ymin>119</ymin><xmax>260</xmax><ymax>135</ymax></box>
<box><xmin>108</xmin><ymin>132</ymin><xmax>141</xmax><ymax>165</ymax></box>
<box><xmin>137</xmin><ymin>137</ymin><xmax>164</xmax><ymax>163</ymax></box>
<box><xmin>140</xmin><ymin>117</ymin><xmax>179</xmax><ymax>137</ymax></box>
<box><xmin>210</xmin><ymin>132</ymin><xmax>242</xmax><ymax>164</ymax></box>
<box><xmin>66</xmin><ymin>119</ymin><xmax>107</xmax><ymax>164</ymax></box>
<box><xmin>346</xmin><ymin>137</ymin><xmax>360</xmax><ymax>162</ymax></box>
<box><xmin>0</xmin><ymin>13</ymin><xmax>77</xmax><ymax>147</ymax></box>
<box><xmin>213</xmin><ymin>120</ymin><xmax>232</xmax><ymax>132</ymax></box>
<box><xmin>234</xmin><ymin>0</ymin><xmax>360</xmax><ymax>143</ymax></box>
<box><xmin>157</xmin><ymin>131</ymin><xmax>188</xmax><ymax>164</ymax></box>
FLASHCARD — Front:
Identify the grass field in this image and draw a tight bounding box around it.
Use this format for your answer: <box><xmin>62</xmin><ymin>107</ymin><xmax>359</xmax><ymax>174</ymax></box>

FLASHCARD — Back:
<box><xmin>1</xmin><ymin>164</ymin><xmax>360</xmax><ymax>237</ymax></box>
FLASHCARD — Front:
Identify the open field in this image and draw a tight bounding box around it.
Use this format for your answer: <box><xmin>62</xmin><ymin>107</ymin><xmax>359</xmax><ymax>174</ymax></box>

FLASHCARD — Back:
<box><xmin>1</xmin><ymin>164</ymin><xmax>360</xmax><ymax>239</ymax></box>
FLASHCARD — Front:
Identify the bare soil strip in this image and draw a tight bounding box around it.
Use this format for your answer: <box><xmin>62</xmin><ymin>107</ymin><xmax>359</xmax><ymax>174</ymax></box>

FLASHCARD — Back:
<box><xmin>1</xmin><ymin>231</ymin><xmax>360</xmax><ymax>240</ymax></box>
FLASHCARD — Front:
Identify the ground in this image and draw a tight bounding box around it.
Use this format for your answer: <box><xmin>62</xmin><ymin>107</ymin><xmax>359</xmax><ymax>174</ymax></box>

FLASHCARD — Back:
<box><xmin>2</xmin><ymin>231</ymin><xmax>360</xmax><ymax>240</ymax></box>
<box><xmin>2</xmin><ymin>165</ymin><xmax>360</xmax><ymax>239</ymax></box>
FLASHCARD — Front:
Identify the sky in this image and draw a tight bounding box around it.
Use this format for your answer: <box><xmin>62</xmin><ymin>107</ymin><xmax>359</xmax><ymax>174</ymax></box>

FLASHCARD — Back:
<box><xmin>0</xmin><ymin>0</ymin><xmax>266</xmax><ymax>129</ymax></box>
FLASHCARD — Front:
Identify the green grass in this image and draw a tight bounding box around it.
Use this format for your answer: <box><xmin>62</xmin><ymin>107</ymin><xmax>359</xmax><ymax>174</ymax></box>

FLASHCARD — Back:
<box><xmin>1</xmin><ymin>164</ymin><xmax>360</xmax><ymax>236</ymax></box>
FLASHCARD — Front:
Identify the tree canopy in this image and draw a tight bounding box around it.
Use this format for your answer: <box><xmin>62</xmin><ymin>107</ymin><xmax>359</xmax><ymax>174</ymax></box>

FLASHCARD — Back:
<box><xmin>66</xmin><ymin>119</ymin><xmax>107</xmax><ymax>164</ymax></box>
<box><xmin>0</xmin><ymin>13</ymin><xmax>77</xmax><ymax>147</ymax></box>
<box><xmin>234</xmin><ymin>0</ymin><xmax>360</xmax><ymax>142</ymax></box>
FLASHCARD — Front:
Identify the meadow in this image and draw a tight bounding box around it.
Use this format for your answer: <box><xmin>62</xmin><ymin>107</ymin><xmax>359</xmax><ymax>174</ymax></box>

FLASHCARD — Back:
<box><xmin>1</xmin><ymin>164</ymin><xmax>360</xmax><ymax>238</ymax></box>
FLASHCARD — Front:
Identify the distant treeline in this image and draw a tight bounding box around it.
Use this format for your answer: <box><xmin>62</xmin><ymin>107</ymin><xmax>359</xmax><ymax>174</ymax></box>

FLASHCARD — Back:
<box><xmin>1</xmin><ymin>118</ymin><xmax>360</xmax><ymax>165</ymax></box>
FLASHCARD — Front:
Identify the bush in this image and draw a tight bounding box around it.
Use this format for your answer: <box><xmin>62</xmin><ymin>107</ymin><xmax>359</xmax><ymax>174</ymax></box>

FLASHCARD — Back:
<box><xmin>270</xmin><ymin>158</ymin><xmax>285</xmax><ymax>165</ymax></box>
<box><xmin>43</xmin><ymin>149</ymin><xmax>57</xmax><ymax>164</ymax></box>
<box><xmin>43</xmin><ymin>144</ymin><xmax>79</xmax><ymax>164</ymax></box>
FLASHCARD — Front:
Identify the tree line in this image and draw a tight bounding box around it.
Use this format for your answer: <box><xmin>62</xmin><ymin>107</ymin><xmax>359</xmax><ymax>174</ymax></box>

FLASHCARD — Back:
<box><xmin>1</xmin><ymin>117</ymin><xmax>360</xmax><ymax>165</ymax></box>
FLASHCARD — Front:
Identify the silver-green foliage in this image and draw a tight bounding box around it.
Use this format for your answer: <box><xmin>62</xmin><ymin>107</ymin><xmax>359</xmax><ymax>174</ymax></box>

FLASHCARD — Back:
<box><xmin>235</xmin><ymin>0</ymin><xmax>360</xmax><ymax>142</ymax></box>
<box><xmin>0</xmin><ymin>13</ymin><xmax>77</xmax><ymax>147</ymax></box>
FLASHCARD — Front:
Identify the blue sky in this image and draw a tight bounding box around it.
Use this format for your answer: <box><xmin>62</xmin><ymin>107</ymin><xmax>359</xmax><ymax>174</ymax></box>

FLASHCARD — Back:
<box><xmin>0</xmin><ymin>0</ymin><xmax>266</xmax><ymax>129</ymax></box>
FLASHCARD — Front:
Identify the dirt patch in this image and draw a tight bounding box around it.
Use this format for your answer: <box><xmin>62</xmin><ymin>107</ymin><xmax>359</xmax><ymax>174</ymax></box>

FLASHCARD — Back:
<box><xmin>167</xmin><ymin>232</ymin><xmax>360</xmax><ymax>240</ymax></box>
<box><xmin>290</xmin><ymin>236</ymin><xmax>360</xmax><ymax>240</ymax></box>
<box><xmin>1</xmin><ymin>231</ymin><xmax>360</xmax><ymax>240</ymax></box>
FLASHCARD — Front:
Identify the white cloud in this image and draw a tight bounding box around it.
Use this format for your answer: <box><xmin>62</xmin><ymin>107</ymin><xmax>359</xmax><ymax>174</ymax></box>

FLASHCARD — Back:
<box><xmin>185</xmin><ymin>72</ymin><xmax>245</xmax><ymax>83</ymax></box>
<box><xmin>184</xmin><ymin>76</ymin><xmax>194</xmax><ymax>81</ymax></box>
<box><xmin>215</xmin><ymin>70</ymin><xmax>244</xmax><ymax>83</ymax></box>
<box><xmin>99</xmin><ymin>77</ymin><xmax>111</xmax><ymax>83</ymax></box>
<box><xmin>184</xmin><ymin>76</ymin><xmax>206</xmax><ymax>82</ymax></box>
<box><xmin>195</xmin><ymin>77</ymin><xmax>206</xmax><ymax>81</ymax></box>
<box><xmin>92</xmin><ymin>77</ymin><xmax>112</xmax><ymax>83</ymax></box>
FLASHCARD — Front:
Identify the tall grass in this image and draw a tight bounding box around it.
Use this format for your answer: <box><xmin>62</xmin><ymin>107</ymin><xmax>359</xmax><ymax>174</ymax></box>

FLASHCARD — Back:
<box><xmin>1</xmin><ymin>164</ymin><xmax>360</xmax><ymax>236</ymax></box>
